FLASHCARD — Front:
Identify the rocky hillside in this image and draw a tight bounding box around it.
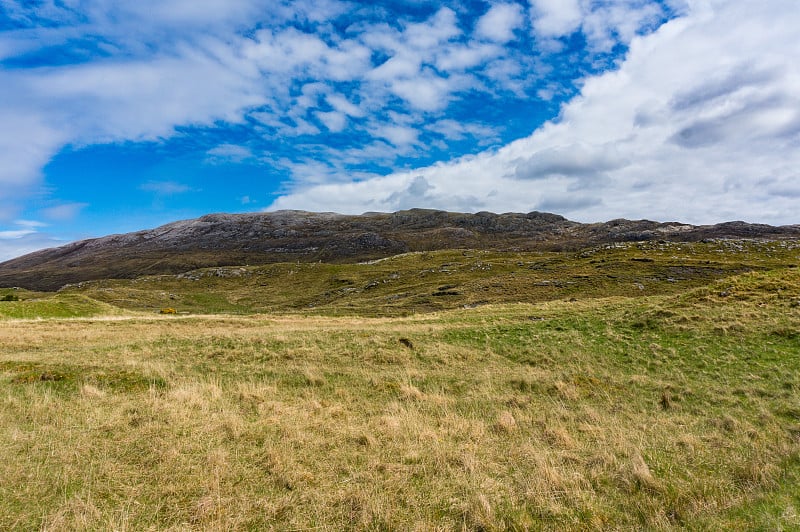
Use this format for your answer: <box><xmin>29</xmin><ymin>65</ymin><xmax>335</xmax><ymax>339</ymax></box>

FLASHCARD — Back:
<box><xmin>1</xmin><ymin>209</ymin><xmax>799</xmax><ymax>291</ymax></box>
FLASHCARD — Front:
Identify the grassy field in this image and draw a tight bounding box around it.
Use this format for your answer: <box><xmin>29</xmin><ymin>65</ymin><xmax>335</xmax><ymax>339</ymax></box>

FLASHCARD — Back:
<box><xmin>1</xmin><ymin>241</ymin><xmax>799</xmax><ymax>530</ymax></box>
<box><xmin>46</xmin><ymin>239</ymin><xmax>800</xmax><ymax>316</ymax></box>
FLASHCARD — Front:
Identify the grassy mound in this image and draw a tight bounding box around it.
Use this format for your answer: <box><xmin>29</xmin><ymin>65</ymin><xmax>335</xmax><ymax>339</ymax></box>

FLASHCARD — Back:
<box><xmin>0</xmin><ymin>292</ymin><xmax>122</xmax><ymax>320</ymax></box>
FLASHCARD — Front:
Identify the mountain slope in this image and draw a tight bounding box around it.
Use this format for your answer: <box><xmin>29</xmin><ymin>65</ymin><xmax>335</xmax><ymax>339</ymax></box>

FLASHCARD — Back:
<box><xmin>1</xmin><ymin>209</ymin><xmax>799</xmax><ymax>291</ymax></box>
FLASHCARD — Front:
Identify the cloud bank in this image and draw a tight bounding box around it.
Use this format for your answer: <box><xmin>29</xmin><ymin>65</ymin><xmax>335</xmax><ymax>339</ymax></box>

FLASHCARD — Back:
<box><xmin>271</xmin><ymin>0</ymin><xmax>800</xmax><ymax>225</ymax></box>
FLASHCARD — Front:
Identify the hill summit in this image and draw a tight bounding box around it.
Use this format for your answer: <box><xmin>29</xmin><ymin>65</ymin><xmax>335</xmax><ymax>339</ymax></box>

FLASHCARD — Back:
<box><xmin>1</xmin><ymin>209</ymin><xmax>799</xmax><ymax>291</ymax></box>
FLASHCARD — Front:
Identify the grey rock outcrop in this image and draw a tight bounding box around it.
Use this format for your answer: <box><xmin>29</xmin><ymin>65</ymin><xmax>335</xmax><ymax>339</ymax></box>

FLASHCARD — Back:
<box><xmin>1</xmin><ymin>209</ymin><xmax>798</xmax><ymax>291</ymax></box>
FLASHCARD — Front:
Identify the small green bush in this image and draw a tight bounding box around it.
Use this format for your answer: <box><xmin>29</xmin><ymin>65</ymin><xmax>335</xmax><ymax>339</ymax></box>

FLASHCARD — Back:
<box><xmin>1</xmin><ymin>294</ymin><xmax>20</xmax><ymax>302</ymax></box>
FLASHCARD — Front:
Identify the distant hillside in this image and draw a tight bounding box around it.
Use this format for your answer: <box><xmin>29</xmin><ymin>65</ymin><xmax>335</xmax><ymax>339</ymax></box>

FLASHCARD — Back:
<box><xmin>1</xmin><ymin>209</ymin><xmax>799</xmax><ymax>291</ymax></box>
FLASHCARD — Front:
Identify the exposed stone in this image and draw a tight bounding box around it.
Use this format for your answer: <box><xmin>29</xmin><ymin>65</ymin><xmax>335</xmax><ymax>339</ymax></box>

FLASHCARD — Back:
<box><xmin>1</xmin><ymin>209</ymin><xmax>799</xmax><ymax>291</ymax></box>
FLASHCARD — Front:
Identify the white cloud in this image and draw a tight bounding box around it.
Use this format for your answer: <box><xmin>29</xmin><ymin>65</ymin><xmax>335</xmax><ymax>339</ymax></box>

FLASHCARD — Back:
<box><xmin>389</xmin><ymin>72</ymin><xmax>462</xmax><ymax>112</ymax></box>
<box><xmin>428</xmin><ymin>119</ymin><xmax>500</xmax><ymax>145</ymax></box>
<box><xmin>270</xmin><ymin>0</ymin><xmax>800</xmax><ymax>225</ymax></box>
<box><xmin>368</xmin><ymin>55</ymin><xmax>421</xmax><ymax>81</ymax></box>
<box><xmin>23</xmin><ymin>50</ymin><xmax>266</xmax><ymax>144</ymax></box>
<box><xmin>435</xmin><ymin>42</ymin><xmax>504</xmax><ymax>71</ymax></box>
<box><xmin>0</xmin><ymin>230</ymin><xmax>65</xmax><ymax>263</ymax></box>
<box><xmin>287</xmin><ymin>118</ymin><xmax>321</xmax><ymax>137</ymax></box>
<box><xmin>113</xmin><ymin>0</ymin><xmax>268</xmax><ymax>28</ymax></box>
<box><xmin>0</xmin><ymin>229</ymin><xmax>37</xmax><ymax>239</ymax></box>
<box><xmin>403</xmin><ymin>8</ymin><xmax>461</xmax><ymax>50</ymax></box>
<box><xmin>316</xmin><ymin>110</ymin><xmax>348</xmax><ymax>132</ymax></box>
<box><xmin>529</xmin><ymin>0</ymin><xmax>668</xmax><ymax>51</ymax></box>
<box><xmin>370</xmin><ymin>124</ymin><xmax>420</xmax><ymax>148</ymax></box>
<box><xmin>0</xmin><ymin>107</ymin><xmax>68</xmax><ymax>213</ymax></box>
<box><xmin>359</xmin><ymin>7</ymin><xmax>485</xmax><ymax>113</ymax></box>
<box><xmin>325</xmin><ymin>94</ymin><xmax>364</xmax><ymax>118</ymax></box>
<box><xmin>515</xmin><ymin>143</ymin><xmax>629</xmax><ymax>180</ymax></box>
<box><xmin>580</xmin><ymin>2</ymin><xmax>666</xmax><ymax>51</ymax></box>
<box><xmin>206</xmin><ymin>144</ymin><xmax>254</xmax><ymax>163</ymax></box>
<box><xmin>276</xmin><ymin>159</ymin><xmax>347</xmax><ymax>186</ymax></box>
<box><xmin>41</xmin><ymin>203</ymin><xmax>89</xmax><ymax>221</ymax></box>
<box><xmin>529</xmin><ymin>0</ymin><xmax>582</xmax><ymax>38</ymax></box>
<box><xmin>14</xmin><ymin>220</ymin><xmax>48</xmax><ymax>229</ymax></box>
<box><xmin>476</xmin><ymin>3</ymin><xmax>525</xmax><ymax>43</ymax></box>
<box><xmin>244</xmin><ymin>27</ymin><xmax>372</xmax><ymax>81</ymax></box>
<box><xmin>336</xmin><ymin>140</ymin><xmax>401</xmax><ymax>167</ymax></box>
<box><xmin>386</xmin><ymin>175</ymin><xmax>435</xmax><ymax>210</ymax></box>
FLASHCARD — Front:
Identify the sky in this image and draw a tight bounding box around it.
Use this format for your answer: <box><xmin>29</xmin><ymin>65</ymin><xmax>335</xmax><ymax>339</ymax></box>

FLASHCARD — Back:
<box><xmin>1</xmin><ymin>0</ymin><xmax>799</xmax><ymax>261</ymax></box>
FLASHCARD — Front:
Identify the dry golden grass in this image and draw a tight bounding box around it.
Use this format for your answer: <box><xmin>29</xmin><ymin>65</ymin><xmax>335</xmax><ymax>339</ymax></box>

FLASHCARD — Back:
<box><xmin>1</xmin><ymin>269</ymin><xmax>800</xmax><ymax>530</ymax></box>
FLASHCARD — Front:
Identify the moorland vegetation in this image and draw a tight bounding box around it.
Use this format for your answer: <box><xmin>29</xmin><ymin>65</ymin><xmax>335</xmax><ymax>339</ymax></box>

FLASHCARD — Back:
<box><xmin>1</xmin><ymin>237</ymin><xmax>799</xmax><ymax>529</ymax></box>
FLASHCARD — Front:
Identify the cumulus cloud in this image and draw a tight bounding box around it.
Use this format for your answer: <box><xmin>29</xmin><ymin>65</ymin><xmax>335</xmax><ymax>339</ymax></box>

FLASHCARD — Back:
<box><xmin>515</xmin><ymin>144</ymin><xmax>629</xmax><ymax>180</ymax></box>
<box><xmin>370</xmin><ymin>124</ymin><xmax>420</xmax><ymax>149</ymax></box>
<box><xmin>529</xmin><ymin>0</ymin><xmax>669</xmax><ymax>50</ymax></box>
<box><xmin>386</xmin><ymin>176</ymin><xmax>435</xmax><ymax>210</ymax></box>
<box><xmin>529</xmin><ymin>0</ymin><xmax>582</xmax><ymax>38</ymax></box>
<box><xmin>271</xmin><ymin>0</ymin><xmax>800</xmax><ymax>225</ymax></box>
<box><xmin>476</xmin><ymin>3</ymin><xmax>525</xmax><ymax>43</ymax></box>
<box><xmin>435</xmin><ymin>42</ymin><xmax>504</xmax><ymax>72</ymax></box>
<box><xmin>389</xmin><ymin>72</ymin><xmax>463</xmax><ymax>112</ymax></box>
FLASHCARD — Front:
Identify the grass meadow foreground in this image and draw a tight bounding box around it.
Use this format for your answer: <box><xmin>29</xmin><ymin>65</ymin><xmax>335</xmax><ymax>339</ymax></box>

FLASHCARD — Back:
<box><xmin>1</xmin><ymin>249</ymin><xmax>800</xmax><ymax>529</ymax></box>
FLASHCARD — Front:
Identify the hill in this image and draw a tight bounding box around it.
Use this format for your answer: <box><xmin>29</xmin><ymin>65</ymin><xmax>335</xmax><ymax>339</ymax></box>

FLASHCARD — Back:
<box><xmin>1</xmin><ymin>209</ymin><xmax>799</xmax><ymax>291</ymax></box>
<box><xmin>35</xmin><ymin>241</ymin><xmax>798</xmax><ymax>317</ymax></box>
<box><xmin>1</xmin><ymin>212</ymin><xmax>799</xmax><ymax>529</ymax></box>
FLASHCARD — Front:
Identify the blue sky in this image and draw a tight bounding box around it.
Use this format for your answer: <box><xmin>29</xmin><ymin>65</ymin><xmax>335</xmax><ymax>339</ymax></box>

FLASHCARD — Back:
<box><xmin>1</xmin><ymin>0</ymin><xmax>799</xmax><ymax>261</ymax></box>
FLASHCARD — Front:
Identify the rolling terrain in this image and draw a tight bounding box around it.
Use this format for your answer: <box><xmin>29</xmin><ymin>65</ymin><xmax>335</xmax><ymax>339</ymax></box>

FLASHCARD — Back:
<box><xmin>35</xmin><ymin>239</ymin><xmax>800</xmax><ymax>317</ymax></box>
<box><xmin>0</xmin><ymin>211</ymin><xmax>799</xmax><ymax>529</ymax></box>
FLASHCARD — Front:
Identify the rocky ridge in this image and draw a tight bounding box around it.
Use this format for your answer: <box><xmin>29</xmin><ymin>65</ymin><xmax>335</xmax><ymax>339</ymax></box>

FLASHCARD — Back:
<box><xmin>1</xmin><ymin>209</ymin><xmax>798</xmax><ymax>291</ymax></box>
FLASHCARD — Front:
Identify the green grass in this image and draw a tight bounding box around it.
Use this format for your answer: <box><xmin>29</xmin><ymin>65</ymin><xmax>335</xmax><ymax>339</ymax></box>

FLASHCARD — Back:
<box><xmin>0</xmin><ymin>240</ymin><xmax>798</xmax><ymax>529</ymax></box>
<box><xmin>0</xmin><ymin>292</ymin><xmax>121</xmax><ymax>320</ymax></box>
<box><xmin>55</xmin><ymin>239</ymin><xmax>800</xmax><ymax>316</ymax></box>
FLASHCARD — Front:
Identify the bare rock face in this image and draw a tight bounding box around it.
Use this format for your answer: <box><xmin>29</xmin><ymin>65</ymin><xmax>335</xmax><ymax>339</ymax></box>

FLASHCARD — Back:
<box><xmin>1</xmin><ymin>209</ymin><xmax>798</xmax><ymax>291</ymax></box>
